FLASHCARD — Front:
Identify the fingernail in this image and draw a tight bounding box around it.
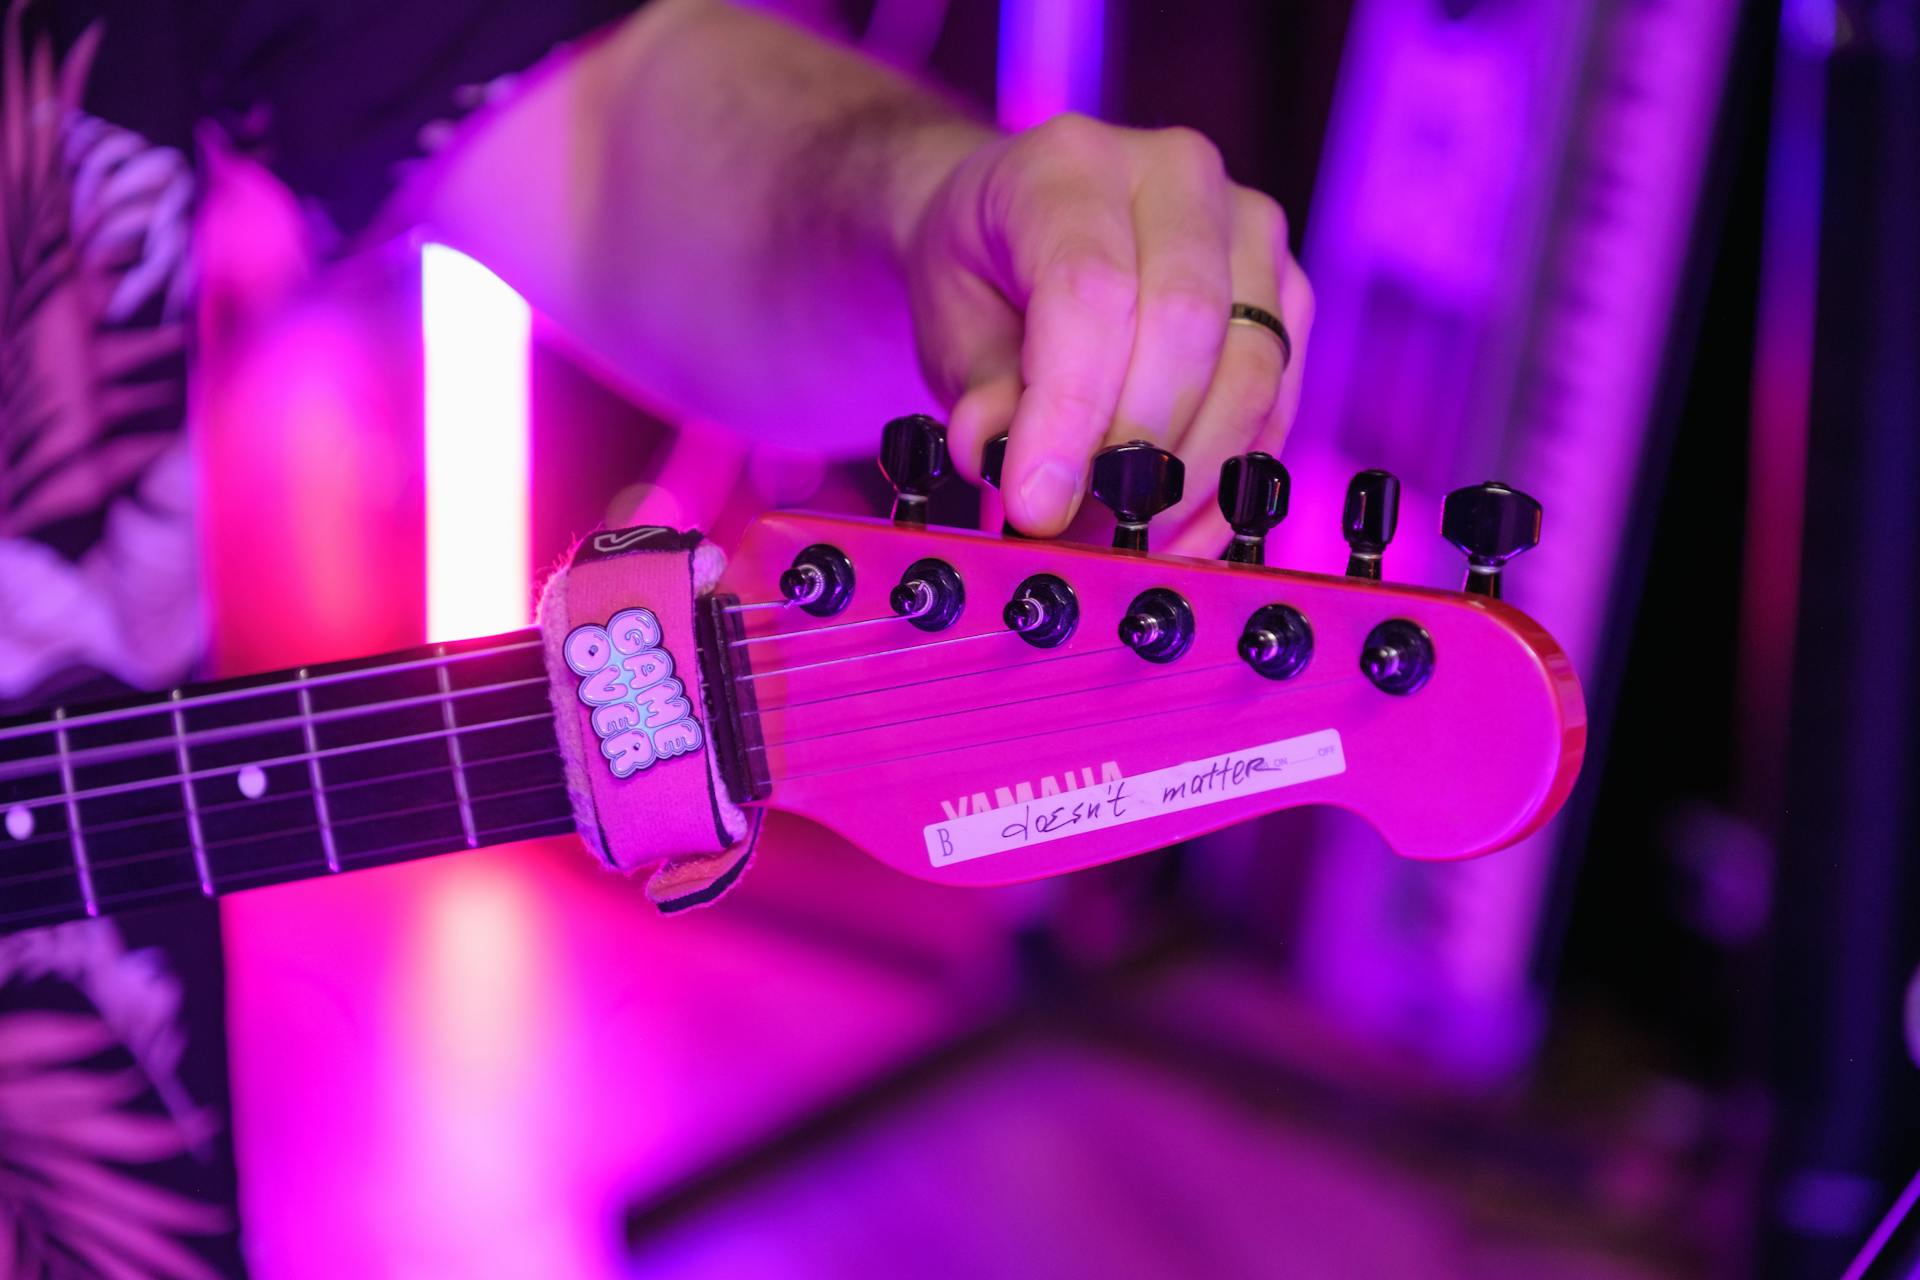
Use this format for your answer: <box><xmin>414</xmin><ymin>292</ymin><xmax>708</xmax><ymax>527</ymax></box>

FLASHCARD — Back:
<box><xmin>1017</xmin><ymin>460</ymin><xmax>1080</xmax><ymax>529</ymax></box>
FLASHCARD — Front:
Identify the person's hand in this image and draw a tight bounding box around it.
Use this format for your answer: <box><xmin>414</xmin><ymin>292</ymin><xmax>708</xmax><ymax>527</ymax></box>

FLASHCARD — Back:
<box><xmin>904</xmin><ymin>113</ymin><xmax>1313</xmax><ymax>551</ymax></box>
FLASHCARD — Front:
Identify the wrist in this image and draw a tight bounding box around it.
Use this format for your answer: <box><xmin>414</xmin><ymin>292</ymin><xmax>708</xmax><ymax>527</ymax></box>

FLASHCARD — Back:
<box><xmin>878</xmin><ymin>115</ymin><xmax>995</xmax><ymax>265</ymax></box>
<box><xmin>784</xmin><ymin>84</ymin><xmax>992</xmax><ymax>277</ymax></box>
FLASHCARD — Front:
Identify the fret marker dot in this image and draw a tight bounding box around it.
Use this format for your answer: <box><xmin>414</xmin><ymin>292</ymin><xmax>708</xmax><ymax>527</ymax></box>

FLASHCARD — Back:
<box><xmin>238</xmin><ymin>766</ymin><xmax>268</xmax><ymax>800</ymax></box>
<box><xmin>5</xmin><ymin>806</ymin><xmax>31</xmax><ymax>841</ymax></box>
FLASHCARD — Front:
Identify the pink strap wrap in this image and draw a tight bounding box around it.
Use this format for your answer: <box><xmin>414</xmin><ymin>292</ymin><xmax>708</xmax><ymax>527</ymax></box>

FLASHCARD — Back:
<box><xmin>537</xmin><ymin>526</ymin><xmax>757</xmax><ymax>912</ymax></box>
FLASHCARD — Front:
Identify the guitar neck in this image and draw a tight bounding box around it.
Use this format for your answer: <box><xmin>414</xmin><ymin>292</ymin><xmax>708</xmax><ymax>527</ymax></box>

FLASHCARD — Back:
<box><xmin>0</xmin><ymin>628</ymin><xmax>572</xmax><ymax>933</ymax></box>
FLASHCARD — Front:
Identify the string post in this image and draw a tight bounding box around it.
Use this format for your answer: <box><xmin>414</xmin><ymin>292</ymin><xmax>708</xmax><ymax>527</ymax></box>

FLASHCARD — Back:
<box><xmin>779</xmin><ymin>563</ymin><xmax>826</xmax><ymax>607</ymax></box>
<box><xmin>780</xmin><ymin>544</ymin><xmax>855</xmax><ymax>617</ymax></box>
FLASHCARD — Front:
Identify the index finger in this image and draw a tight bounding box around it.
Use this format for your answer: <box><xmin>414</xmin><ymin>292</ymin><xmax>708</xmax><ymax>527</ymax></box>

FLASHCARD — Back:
<box><xmin>997</xmin><ymin>168</ymin><xmax>1139</xmax><ymax>536</ymax></box>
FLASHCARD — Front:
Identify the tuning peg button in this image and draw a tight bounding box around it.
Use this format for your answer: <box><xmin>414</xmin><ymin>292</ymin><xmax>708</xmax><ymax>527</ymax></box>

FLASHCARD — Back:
<box><xmin>978</xmin><ymin>434</ymin><xmax>1026</xmax><ymax>539</ymax></box>
<box><xmin>878</xmin><ymin>415</ymin><xmax>949</xmax><ymax>526</ymax></box>
<box><xmin>1341</xmin><ymin>470</ymin><xmax>1400</xmax><ymax>580</ymax></box>
<box><xmin>1118</xmin><ymin>588</ymin><xmax>1195</xmax><ymax>663</ymax></box>
<box><xmin>1092</xmin><ymin>441</ymin><xmax>1185</xmax><ymax>551</ymax></box>
<box><xmin>981</xmin><ymin>434</ymin><xmax>1008</xmax><ymax>490</ymax></box>
<box><xmin>1441</xmin><ymin>481</ymin><xmax>1542</xmax><ymax>599</ymax></box>
<box><xmin>1361</xmin><ymin>619</ymin><xmax>1434</xmax><ymax>696</ymax></box>
<box><xmin>1218</xmin><ymin>453</ymin><xmax>1290</xmax><ymax>565</ymax></box>
<box><xmin>1239</xmin><ymin>604</ymin><xmax>1312</xmax><ymax>679</ymax></box>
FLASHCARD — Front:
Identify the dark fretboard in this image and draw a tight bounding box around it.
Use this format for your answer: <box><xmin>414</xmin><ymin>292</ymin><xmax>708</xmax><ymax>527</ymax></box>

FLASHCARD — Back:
<box><xmin>0</xmin><ymin>629</ymin><xmax>573</xmax><ymax>933</ymax></box>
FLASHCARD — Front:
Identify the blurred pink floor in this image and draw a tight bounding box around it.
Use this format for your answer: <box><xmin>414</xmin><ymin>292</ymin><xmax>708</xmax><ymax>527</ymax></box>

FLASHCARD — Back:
<box><xmin>222</xmin><ymin>820</ymin><xmax>1678</xmax><ymax>1278</ymax></box>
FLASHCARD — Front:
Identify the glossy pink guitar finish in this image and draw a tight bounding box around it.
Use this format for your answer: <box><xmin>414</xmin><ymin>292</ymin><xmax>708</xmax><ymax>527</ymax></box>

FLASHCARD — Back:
<box><xmin>716</xmin><ymin>511</ymin><xmax>1585</xmax><ymax>888</ymax></box>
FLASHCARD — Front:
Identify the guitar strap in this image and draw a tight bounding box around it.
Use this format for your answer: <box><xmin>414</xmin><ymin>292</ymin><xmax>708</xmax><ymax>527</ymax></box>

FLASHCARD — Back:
<box><xmin>537</xmin><ymin>526</ymin><xmax>759</xmax><ymax>912</ymax></box>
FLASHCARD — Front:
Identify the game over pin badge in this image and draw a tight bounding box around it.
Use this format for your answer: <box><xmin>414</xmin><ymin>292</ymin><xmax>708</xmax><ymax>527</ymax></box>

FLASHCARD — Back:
<box><xmin>563</xmin><ymin>608</ymin><xmax>704</xmax><ymax>778</ymax></box>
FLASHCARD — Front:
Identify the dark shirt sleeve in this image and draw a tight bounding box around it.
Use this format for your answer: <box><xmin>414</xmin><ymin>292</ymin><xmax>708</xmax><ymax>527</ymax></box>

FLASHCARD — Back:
<box><xmin>197</xmin><ymin>0</ymin><xmax>642</xmax><ymax>240</ymax></box>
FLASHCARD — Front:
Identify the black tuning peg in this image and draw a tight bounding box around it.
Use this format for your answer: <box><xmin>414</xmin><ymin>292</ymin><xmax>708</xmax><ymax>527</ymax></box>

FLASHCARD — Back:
<box><xmin>878</xmin><ymin>415</ymin><xmax>949</xmax><ymax>526</ymax></box>
<box><xmin>1341</xmin><ymin>469</ymin><xmax>1400</xmax><ymax>580</ymax></box>
<box><xmin>981</xmin><ymin>434</ymin><xmax>1008</xmax><ymax>490</ymax></box>
<box><xmin>1218</xmin><ymin>453</ymin><xmax>1290</xmax><ymax>564</ymax></box>
<box><xmin>1441</xmin><ymin>481</ymin><xmax>1542</xmax><ymax>598</ymax></box>
<box><xmin>1091</xmin><ymin>441</ymin><xmax>1185</xmax><ymax>551</ymax></box>
<box><xmin>978</xmin><ymin>434</ymin><xmax>1025</xmax><ymax>538</ymax></box>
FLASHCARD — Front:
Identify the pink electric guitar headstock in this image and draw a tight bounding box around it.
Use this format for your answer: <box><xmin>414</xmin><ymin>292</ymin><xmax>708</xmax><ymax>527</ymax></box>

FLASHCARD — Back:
<box><xmin>702</xmin><ymin>423</ymin><xmax>1586</xmax><ymax>889</ymax></box>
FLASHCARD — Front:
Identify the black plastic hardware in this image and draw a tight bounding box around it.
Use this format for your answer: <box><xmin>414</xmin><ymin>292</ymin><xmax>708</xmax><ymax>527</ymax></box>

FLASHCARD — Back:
<box><xmin>1118</xmin><ymin>588</ymin><xmax>1195</xmax><ymax>663</ymax></box>
<box><xmin>1219</xmin><ymin>453</ymin><xmax>1291</xmax><ymax>565</ymax></box>
<box><xmin>981</xmin><ymin>434</ymin><xmax>1008</xmax><ymax>490</ymax></box>
<box><xmin>1091</xmin><ymin>441</ymin><xmax>1185</xmax><ymax>551</ymax></box>
<box><xmin>1238</xmin><ymin>604</ymin><xmax>1313</xmax><ymax>680</ymax></box>
<box><xmin>1440</xmin><ymin>481</ymin><xmax>1543</xmax><ymax>599</ymax></box>
<box><xmin>1360</xmin><ymin>619</ymin><xmax>1434</xmax><ymax>696</ymax></box>
<box><xmin>889</xmin><ymin>558</ymin><xmax>966</xmax><ymax>632</ymax></box>
<box><xmin>1004</xmin><ymin>574</ymin><xmax>1078</xmax><ymax>649</ymax></box>
<box><xmin>878</xmin><ymin>415</ymin><xmax>950</xmax><ymax>526</ymax></box>
<box><xmin>695</xmin><ymin>595</ymin><xmax>772</xmax><ymax>802</ymax></box>
<box><xmin>778</xmin><ymin>544</ymin><xmax>855</xmax><ymax>617</ymax></box>
<box><xmin>978</xmin><ymin>434</ymin><xmax>1025</xmax><ymax>538</ymax></box>
<box><xmin>1342</xmin><ymin>470</ymin><xmax>1401</xmax><ymax>580</ymax></box>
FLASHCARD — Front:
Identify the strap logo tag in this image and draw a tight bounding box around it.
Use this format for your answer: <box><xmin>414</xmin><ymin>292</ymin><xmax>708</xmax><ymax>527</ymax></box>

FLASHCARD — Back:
<box><xmin>563</xmin><ymin>608</ymin><xmax>705</xmax><ymax>778</ymax></box>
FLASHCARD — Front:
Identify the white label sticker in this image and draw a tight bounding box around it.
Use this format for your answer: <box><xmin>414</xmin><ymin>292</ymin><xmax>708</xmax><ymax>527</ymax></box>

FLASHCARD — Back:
<box><xmin>924</xmin><ymin>729</ymin><xmax>1345</xmax><ymax>868</ymax></box>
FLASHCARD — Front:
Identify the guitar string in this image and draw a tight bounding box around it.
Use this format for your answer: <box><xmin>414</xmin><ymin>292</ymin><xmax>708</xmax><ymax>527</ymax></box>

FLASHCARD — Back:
<box><xmin>0</xmin><ymin>616</ymin><xmax>1351</xmax><ymax>898</ymax></box>
<box><xmin>0</xmin><ymin>658</ymin><xmax>1344</xmax><ymax>901</ymax></box>
<box><xmin>0</xmin><ymin>621</ymin><xmax>1221</xmax><ymax>794</ymax></box>
<box><xmin>0</xmin><ymin>617</ymin><xmax>1323</xmax><ymax>829</ymax></box>
<box><xmin>733</xmin><ymin>626</ymin><xmax>1021</xmax><ymax>682</ymax></box>
<box><xmin>0</xmin><ymin>635</ymin><xmax>544</xmax><ymax>746</ymax></box>
<box><xmin>746</xmin><ymin>643</ymin><xmax>1125</xmax><ymax>717</ymax></box>
<box><xmin>0</xmin><ymin>714</ymin><xmax>554</xmax><ymax>812</ymax></box>
<box><xmin>0</xmin><ymin>617</ymin><xmax>1088</xmax><ymax>782</ymax></box>
<box><xmin>32</xmin><ymin>744</ymin><xmax>563</xmax><ymax>843</ymax></box>
<box><xmin>750</xmin><ymin>660</ymin><xmax>1245</xmax><ymax>752</ymax></box>
<box><xmin>729</xmin><ymin>612</ymin><xmax>918</xmax><ymax>647</ymax></box>
<box><xmin>4</xmin><ymin>614</ymin><xmax>1049</xmax><ymax>776</ymax></box>
<box><xmin>0</xmin><ymin>778</ymin><xmax>576</xmax><ymax>893</ymax></box>
<box><xmin>1</xmin><ymin>815</ymin><xmax>576</xmax><ymax>924</ymax></box>
<box><xmin>0</xmin><ymin>638</ymin><xmax>1245</xmax><ymax>819</ymax></box>
<box><xmin>766</xmin><ymin>673</ymin><xmax>1371</xmax><ymax>786</ymax></box>
<box><xmin>0</xmin><ymin>674</ymin><xmax>552</xmax><ymax>784</ymax></box>
<box><xmin>0</xmin><ymin>598</ymin><xmax>1021</xmax><ymax>756</ymax></box>
<box><xmin>15</xmin><ymin>644</ymin><xmax>1351</xmax><ymax>844</ymax></box>
<box><xmin>0</xmin><ymin>657</ymin><xmax>1362</xmax><ymax>905</ymax></box>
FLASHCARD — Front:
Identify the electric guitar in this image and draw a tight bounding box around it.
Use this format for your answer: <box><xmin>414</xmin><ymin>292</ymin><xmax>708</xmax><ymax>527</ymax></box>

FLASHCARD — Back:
<box><xmin>0</xmin><ymin>427</ymin><xmax>1585</xmax><ymax>933</ymax></box>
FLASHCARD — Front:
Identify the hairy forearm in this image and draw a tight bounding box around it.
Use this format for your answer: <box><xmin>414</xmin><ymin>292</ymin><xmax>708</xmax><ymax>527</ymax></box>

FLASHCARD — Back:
<box><xmin>419</xmin><ymin>0</ymin><xmax>992</xmax><ymax>451</ymax></box>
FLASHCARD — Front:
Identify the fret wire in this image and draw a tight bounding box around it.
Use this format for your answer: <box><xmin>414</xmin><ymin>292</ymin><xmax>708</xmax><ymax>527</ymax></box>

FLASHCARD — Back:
<box><xmin>435</xmin><ymin>649</ymin><xmax>479</xmax><ymax>849</ymax></box>
<box><xmin>0</xmin><ymin>673</ymin><xmax>551</xmax><ymax>786</ymax></box>
<box><xmin>0</xmin><ymin>633</ymin><xmax>544</xmax><ymax>746</ymax></box>
<box><xmin>49</xmin><ymin>710</ymin><xmax>99</xmax><ymax>918</ymax></box>
<box><xmin>0</xmin><ymin>780</ymin><xmax>574</xmax><ymax>895</ymax></box>
<box><xmin>168</xmin><ymin>692</ymin><xmax>214</xmax><ymax>897</ymax></box>
<box><xmin>297</xmin><ymin>671</ymin><xmax>342</xmax><ymax>874</ymax></box>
